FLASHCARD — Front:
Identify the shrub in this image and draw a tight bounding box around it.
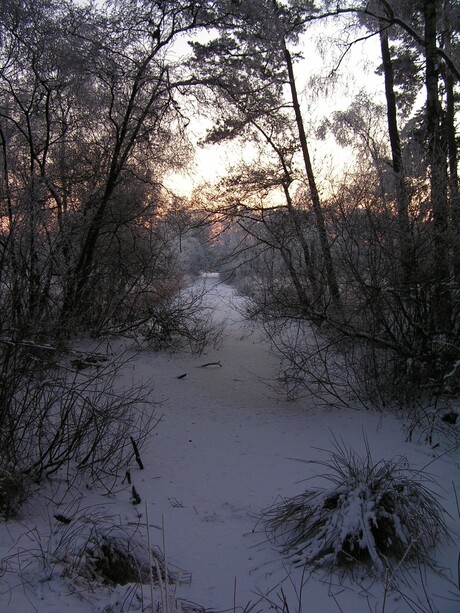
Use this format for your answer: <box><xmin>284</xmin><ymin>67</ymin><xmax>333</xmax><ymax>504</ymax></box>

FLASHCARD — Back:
<box><xmin>0</xmin><ymin>339</ymin><xmax>157</xmax><ymax>514</ymax></box>
<box><xmin>137</xmin><ymin>282</ymin><xmax>224</xmax><ymax>355</ymax></box>
<box><xmin>260</xmin><ymin>439</ymin><xmax>450</xmax><ymax>578</ymax></box>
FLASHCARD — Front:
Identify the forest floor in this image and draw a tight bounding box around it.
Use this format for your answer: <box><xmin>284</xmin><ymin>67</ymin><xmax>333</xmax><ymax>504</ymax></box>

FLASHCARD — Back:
<box><xmin>0</xmin><ymin>277</ymin><xmax>458</xmax><ymax>612</ymax></box>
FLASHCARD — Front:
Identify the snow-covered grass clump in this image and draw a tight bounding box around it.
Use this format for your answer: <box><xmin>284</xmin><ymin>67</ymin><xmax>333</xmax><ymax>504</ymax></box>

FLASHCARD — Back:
<box><xmin>2</xmin><ymin>503</ymin><xmax>194</xmax><ymax>612</ymax></box>
<box><xmin>262</xmin><ymin>439</ymin><xmax>450</xmax><ymax>578</ymax></box>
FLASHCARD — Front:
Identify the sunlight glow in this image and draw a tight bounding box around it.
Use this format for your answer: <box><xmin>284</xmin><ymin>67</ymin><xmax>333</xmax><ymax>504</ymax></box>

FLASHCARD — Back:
<box><xmin>165</xmin><ymin>18</ymin><xmax>386</xmax><ymax>200</ymax></box>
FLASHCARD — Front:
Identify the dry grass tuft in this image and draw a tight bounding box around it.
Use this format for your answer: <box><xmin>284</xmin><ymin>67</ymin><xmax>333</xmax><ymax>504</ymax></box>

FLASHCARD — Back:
<box><xmin>261</xmin><ymin>438</ymin><xmax>450</xmax><ymax>578</ymax></box>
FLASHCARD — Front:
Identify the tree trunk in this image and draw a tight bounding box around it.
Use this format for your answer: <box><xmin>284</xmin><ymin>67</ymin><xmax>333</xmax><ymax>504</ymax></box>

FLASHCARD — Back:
<box><xmin>281</xmin><ymin>182</ymin><xmax>319</xmax><ymax>298</ymax></box>
<box><xmin>379</xmin><ymin>21</ymin><xmax>413</xmax><ymax>286</ymax></box>
<box><xmin>423</xmin><ymin>0</ymin><xmax>451</xmax><ymax>332</ymax></box>
<box><xmin>441</xmin><ymin>1</ymin><xmax>460</xmax><ymax>279</ymax></box>
<box><xmin>283</xmin><ymin>44</ymin><xmax>342</xmax><ymax>312</ymax></box>
<box><xmin>445</xmin><ymin>66</ymin><xmax>460</xmax><ymax>280</ymax></box>
<box><xmin>60</xmin><ymin>188</ymin><xmax>112</xmax><ymax>322</ymax></box>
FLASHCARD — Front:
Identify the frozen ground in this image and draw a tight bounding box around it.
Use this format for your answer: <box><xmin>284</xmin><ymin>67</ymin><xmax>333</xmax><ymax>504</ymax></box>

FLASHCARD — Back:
<box><xmin>0</xmin><ymin>277</ymin><xmax>459</xmax><ymax>612</ymax></box>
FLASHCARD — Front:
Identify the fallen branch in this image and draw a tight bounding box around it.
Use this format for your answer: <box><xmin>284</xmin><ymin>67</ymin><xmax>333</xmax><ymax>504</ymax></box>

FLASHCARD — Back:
<box><xmin>130</xmin><ymin>436</ymin><xmax>144</xmax><ymax>470</ymax></box>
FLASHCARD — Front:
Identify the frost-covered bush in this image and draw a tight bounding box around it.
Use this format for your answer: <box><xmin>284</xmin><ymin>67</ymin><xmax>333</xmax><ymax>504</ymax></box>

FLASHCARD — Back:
<box><xmin>138</xmin><ymin>282</ymin><xmax>224</xmax><ymax>354</ymax></box>
<box><xmin>261</xmin><ymin>441</ymin><xmax>450</xmax><ymax>578</ymax></box>
<box><xmin>0</xmin><ymin>341</ymin><xmax>156</xmax><ymax>512</ymax></box>
<box><xmin>405</xmin><ymin>401</ymin><xmax>460</xmax><ymax>449</ymax></box>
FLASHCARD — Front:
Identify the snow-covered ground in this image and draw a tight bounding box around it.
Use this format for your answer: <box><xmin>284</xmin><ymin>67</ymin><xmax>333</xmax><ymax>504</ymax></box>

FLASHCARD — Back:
<box><xmin>0</xmin><ymin>277</ymin><xmax>458</xmax><ymax>612</ymax></box>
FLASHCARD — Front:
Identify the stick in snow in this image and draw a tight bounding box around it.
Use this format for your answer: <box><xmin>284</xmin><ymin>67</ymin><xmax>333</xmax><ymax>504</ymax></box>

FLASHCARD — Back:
<box><xmin>131</xmin><ymin>486</ymin><xmax>141</xmax><ymax>505</ymax></box>
<box><xmin>130</xmin><ymin>436</ymin><xmax>144</xmax><ymax>470</ymax></box>
<box><xmin>54</xmin><ymin>514</ymin><xmax>72</xmax><ymax>524</ymax></box>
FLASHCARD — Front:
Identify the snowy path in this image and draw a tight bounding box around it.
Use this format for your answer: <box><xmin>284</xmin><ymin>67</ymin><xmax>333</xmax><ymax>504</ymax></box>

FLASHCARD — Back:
<box><xmin>0</xmin><ymin>279</ymin><xmax>458</xmax><ymax>613</ymax></box>
<box><xmin>127</xmin><ymin>279</ymin><xmax>459</xmax><ymax>613</ymax></box>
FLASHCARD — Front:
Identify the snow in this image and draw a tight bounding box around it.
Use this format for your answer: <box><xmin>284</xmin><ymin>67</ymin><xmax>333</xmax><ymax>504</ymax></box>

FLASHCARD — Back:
<box><xmin>0</xmin><ymin>278</ymin><xmax>459</xmax><ymax>612</ymax></box>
